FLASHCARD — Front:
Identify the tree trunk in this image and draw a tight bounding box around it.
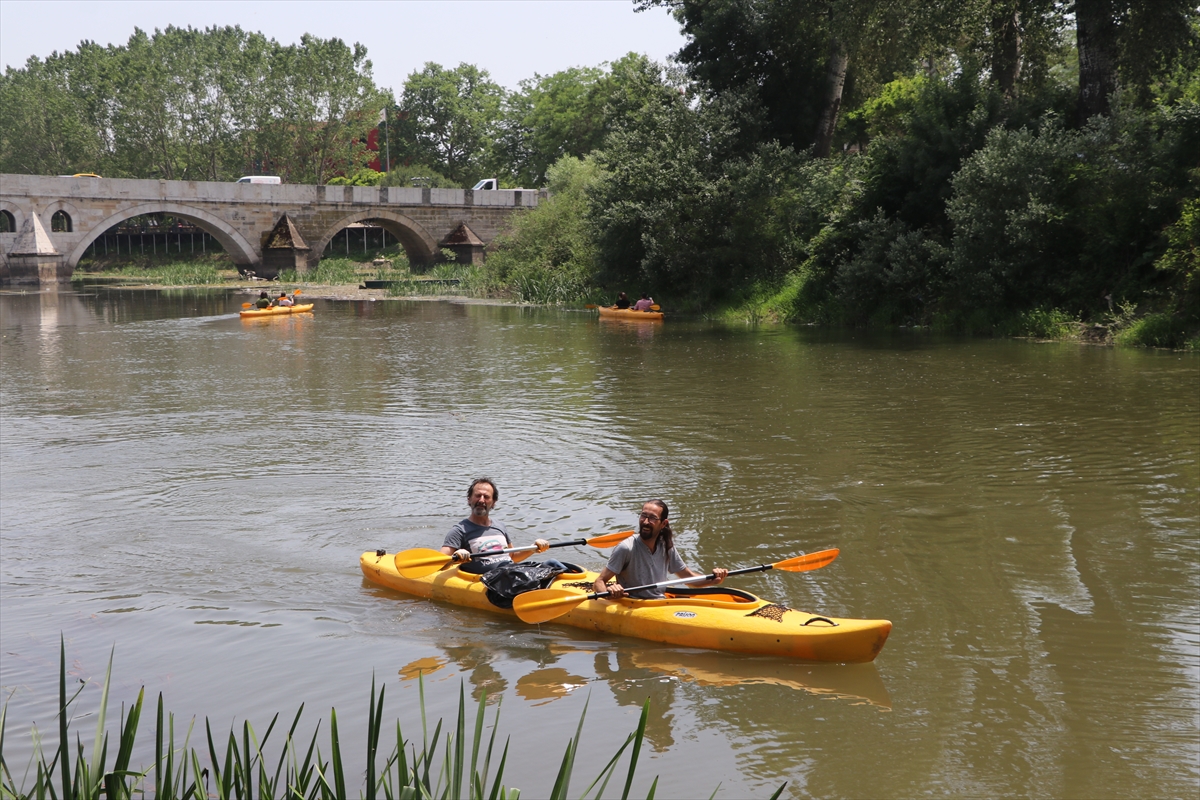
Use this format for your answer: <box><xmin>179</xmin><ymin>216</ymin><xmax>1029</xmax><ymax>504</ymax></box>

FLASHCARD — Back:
<box><xmin>813</xmin><ymin>37</ymin><xmax>849</xmax><ymax>158</ymax></box>
<box><xmin>1076</xmin><ymin>0</ymin><xmax>1119</xmax><ymax>122</ymax></box>
<box><xmin>992</xmin><ymin>3</ymin><xmax>1023</xmax><ymax>99</ymax></box>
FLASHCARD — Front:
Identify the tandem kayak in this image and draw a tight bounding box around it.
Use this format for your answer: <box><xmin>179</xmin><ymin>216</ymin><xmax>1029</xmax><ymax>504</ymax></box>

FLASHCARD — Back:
<box><xmin>239</xmin><ymin>303</ymin><xmax>314</xmax><ymax>318</ymax></box>
<box><xmin>597</xmin><ymin>306</ymin><xmax>664</xmax><ymax>321</ymax></box>
<box><xmin>360</xmin><ymin>550</ymin><xmax>891</xmax><ymax>663</ymax></box>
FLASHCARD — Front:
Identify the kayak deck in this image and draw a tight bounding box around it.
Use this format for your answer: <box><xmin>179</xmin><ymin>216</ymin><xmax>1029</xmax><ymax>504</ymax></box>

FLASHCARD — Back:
<box><xmin>239</xmin><ymin>303</ymin><xmax>314</xmax><ymax>318</ymax></box>
<box><xmin>597</xmin><ymin>306</ymin><xmax>664</xmax><ymax>321</ymax></box>
<box><xmin>360</xmin><ymin>550</ymin><xmax>890</xmax><ymax>663</ymax></box>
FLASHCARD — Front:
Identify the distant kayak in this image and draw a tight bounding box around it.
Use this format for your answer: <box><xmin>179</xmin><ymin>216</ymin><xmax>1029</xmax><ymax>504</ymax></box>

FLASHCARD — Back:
<box><xmin>598</xmin><ymin>305</ymin><xmax>663</xmax><ymax>321</ymax></box>
<box><xmin>239</xmin><ymin>303</ymin><xmax>314</xmax><ymax>318</ymax></box>
<box><xmin>360</xmin><ymin>550</ymin><xmax>891</xmax><ymax>662</ymax></box>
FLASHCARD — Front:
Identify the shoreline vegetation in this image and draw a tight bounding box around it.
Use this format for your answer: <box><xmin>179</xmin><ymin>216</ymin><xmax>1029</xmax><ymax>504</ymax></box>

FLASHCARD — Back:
<box><xmin>0</xmin><ymin>639</ymin><xmax>788</xmax><ymax>800</ymax></box>
<box><xmin>65</xmin><ymin>255</ymin><xmax>1198</xmax><ymax>351</ymax></box>
<box><xmin>7</xmin><ymin>9</ymin><xmax>1197</xmax><ymax>349</ymax></box>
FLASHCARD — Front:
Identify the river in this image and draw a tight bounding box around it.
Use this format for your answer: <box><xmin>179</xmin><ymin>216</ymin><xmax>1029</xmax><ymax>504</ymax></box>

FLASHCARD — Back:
<box><xmin>1</xmin><ymin>288</ymin><xmax>1196</xmax><ymax>799</ymax></box>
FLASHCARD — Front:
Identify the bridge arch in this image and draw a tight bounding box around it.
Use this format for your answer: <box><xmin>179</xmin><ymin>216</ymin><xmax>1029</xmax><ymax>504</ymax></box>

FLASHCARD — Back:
<box><xmin>41</xmin><ymin>200</ymin><xmax>82</xmax><ymax>233</ymax></box>
<box><xmin>0</xmin><ymin>201</ymin><xmax>23</xmax><ymax>233</ymax></box>
<box><xmin>65</xmin><ymin>202</ymin><xmax>259</xmax><ymax>270</ymax></box>
<box><xmin>312</xmin><ymin>209</ymin><xmax>439</xmax><ymax>267</ymax></box>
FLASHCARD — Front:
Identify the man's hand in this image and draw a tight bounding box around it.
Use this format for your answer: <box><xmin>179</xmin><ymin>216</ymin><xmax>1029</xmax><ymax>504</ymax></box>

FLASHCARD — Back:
<box><xmin>534</xmin><ymin>539</ymin><xmax>549</xmax><ymax>552</ymax></box>
<box><xmin>711</xmin><ymin>568</ymin><xmax>728</xmax><ymax>584</ymax></box>
<box><xmin>602</xmin><ymin>582</ymin><xmax>626</xmax><ymax>599</ymax></box>
<box><xmin>452</xmin><ymin>549</ymin><xmax>471</xmax><ymax>563</ymax></box>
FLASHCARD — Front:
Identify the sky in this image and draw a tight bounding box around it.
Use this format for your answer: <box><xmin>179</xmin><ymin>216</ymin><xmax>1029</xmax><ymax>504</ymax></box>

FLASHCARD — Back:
<box><xmin>0</xmin><ymin>0</ymin><xmax>687</xmax><ymax>90</ymax></box>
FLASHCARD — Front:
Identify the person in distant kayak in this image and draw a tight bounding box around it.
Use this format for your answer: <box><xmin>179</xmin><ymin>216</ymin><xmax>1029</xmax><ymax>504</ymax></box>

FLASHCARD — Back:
<box><xmin>614</xmin><ymin>292</ymin><xmax>631</xmax><ymax>309</ymax></box>
<box><xmin>254</xmin><ymin>291</ymin><xmax>271</xmax><ymax>308</ymax></box>
<box><xmin>441</xmin><ymin>478</ymin><xmax>551</xmax><ymax>574</ymax></box>
<box><xmin>276</xmin><ymin>292</ymin><xmax>294</xmax><ymax>307</ymax></box>
<box><xmin>595</xmin><ymin>499</ymin><xmax>728</xmax><ymax>599</ymax></box>
<box><xmin>632</xmin><ymin>294</ymin><xmax>654</xmax><ymax>312</ymax></box>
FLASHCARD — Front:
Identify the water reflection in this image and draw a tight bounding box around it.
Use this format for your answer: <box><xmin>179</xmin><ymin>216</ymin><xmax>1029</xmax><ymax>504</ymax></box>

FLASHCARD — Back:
<box><xmin>515</xmin><ymin>668</ymin><xmax>589</xmax><ymax>705</ymax></box>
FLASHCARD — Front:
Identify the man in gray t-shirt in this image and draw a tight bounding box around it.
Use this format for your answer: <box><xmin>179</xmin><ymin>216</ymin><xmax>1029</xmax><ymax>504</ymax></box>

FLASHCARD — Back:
<box><xmin>594</xmin><ymin>499</ymin><xmax>728</xmax><ymax>599</ymax></box>
<box><xmin>441</xmin><ymin>478</ymin><xmax>548</xmax><ymax>574</ymax></box>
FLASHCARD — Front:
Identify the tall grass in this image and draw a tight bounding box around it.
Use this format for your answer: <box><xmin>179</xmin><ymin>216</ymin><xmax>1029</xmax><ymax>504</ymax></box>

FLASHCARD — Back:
<box><xmin>73</xmin><ymin>260</ymin><xmax>228</xmax><ymax>286</ymax></box>
<box><xmin>1</xmin><ymin>639</ymin><xmax>790</xmax><ymax>799</ymax></box>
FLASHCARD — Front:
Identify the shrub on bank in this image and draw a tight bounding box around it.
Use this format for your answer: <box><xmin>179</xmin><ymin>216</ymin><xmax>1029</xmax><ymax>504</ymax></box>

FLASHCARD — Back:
<box><xmin>1113</xmin><ymin>312</ymin><xmax>1194</xmax><ymax>348</ymax></box>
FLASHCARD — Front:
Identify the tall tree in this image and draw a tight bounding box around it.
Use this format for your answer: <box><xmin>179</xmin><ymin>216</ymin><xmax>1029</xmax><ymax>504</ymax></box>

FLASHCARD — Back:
<box><xmin>395</xmin><ymin>63</ymin><xmax>505</xmax><ymax>185</ymax></box>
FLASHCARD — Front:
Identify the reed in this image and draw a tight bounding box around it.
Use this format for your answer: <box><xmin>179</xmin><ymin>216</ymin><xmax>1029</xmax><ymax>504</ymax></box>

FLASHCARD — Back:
<box><xmin>1</xmin><ymin>639</ymin><xmax>792</xmax><ymax>800</ymax></box>
<box><xmin>75</xmin><ymin>260</ymin><xmax>228</xmax><ymax>286</ymax></box>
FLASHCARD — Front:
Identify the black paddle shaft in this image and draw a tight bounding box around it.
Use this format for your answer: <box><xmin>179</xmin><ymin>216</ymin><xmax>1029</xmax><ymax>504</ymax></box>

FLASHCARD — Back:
<box><xmin>463</xmin><ymin>537</ymin><xmax>588</xmax><ymax>561</ymax></box>
<box><xmin>590</xmin><ymin>562</ymin><xmax>773</xmax><ymax>600</ymax></box>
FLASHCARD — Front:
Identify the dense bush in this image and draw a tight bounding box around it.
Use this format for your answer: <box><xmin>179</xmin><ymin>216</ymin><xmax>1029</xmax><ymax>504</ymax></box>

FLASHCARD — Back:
<box><xmin>480</xmin><ymin>155</ymin><xmax>602</xmax><ymax>303</ymax></box>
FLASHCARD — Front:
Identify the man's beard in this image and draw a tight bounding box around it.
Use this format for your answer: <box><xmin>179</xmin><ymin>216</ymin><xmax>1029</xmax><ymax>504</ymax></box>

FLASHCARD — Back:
<box><xmin>473</xmin><ymin>503</ymin><xmax>490</xmax><ymax>516</ymax></box>
<box><xmin>638</xmin><ymin>524</ymin><xmax>655</xmax><ymax>539</ymax></box>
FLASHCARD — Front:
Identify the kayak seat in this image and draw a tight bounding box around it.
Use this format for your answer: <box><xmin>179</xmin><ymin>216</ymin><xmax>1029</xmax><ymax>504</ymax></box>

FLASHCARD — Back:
<box><xmin>665</xmin><ymin>586</ymin><xmax>758</xmax><ymax>603</ymax></box>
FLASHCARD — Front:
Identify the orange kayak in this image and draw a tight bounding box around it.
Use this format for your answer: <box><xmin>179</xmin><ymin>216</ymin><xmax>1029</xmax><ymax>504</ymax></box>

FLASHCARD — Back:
<box><xmin>598</xmin><ymin>306</ymin><xmax>663</xmax><ymax>321</ymax></box>
<box><xmin>360</xmin><ymin>551</ymin><xmax>891</xmax><ymax>662</ymax></box>
<box><xmin>239</xmin><ymin>303</ymin><xmax>314</xmax><ymax>318</ymax></box>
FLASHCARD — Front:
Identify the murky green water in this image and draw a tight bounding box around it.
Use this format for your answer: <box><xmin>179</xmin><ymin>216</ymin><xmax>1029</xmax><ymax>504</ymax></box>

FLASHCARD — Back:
<box><xmin>2</xmin><ymin>288</ymin><xmax>1196</xmax><ymax>798</ymax></box>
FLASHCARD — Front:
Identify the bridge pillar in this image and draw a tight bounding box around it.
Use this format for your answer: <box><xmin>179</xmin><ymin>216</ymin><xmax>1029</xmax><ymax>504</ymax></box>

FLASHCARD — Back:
<box><xmin>255</xmin><ymin>214</ymin><xmax>312</xmax><ymax>280</ymax></box>
<box><xmin>3</xmin><ymin>212</ymin><xmax>68</xmax><ymax>285</ymax></box>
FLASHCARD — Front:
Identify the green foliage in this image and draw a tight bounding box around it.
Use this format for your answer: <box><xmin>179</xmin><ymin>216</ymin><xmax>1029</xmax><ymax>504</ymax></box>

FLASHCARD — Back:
<box><xmin>393</xmin><ymin>63</ymin><xmax>505</xmax><ymax>185</ymax></box>
<box><xmin>380</xmin><ymin>163</ymin><xmax>456</xmax><ymax>188</ymax></box>
<box><xmin>328</xmin><ymin>168</ymin><xmax>384</xmax><ymax>186</ymax></box>
<box><xmin>1155</xmin><ymin>197</ymin><xmax>1200</xmax><ymax>315</ymax></box>
<box><xmin>0</xmin><ymin>26</ymin><xmax>388</xmax><ymax>182</ymax></box>
<box><xmin>481</xmin><ymin>155</ymin><xmax>601</xmax><ymax>303</ymax></box>
<box><xmin>499</xmin><ymin>54</ymin><xmax>676</xmax><ymax>188</ymax></box>
<box><xmin>304</xmin><ymin>257</ymin><xmax>361</xmax><ymax>285</ymax></box>
<box><xmin>999</xmin><ymin>307</ymin><xmax>1080</xmax><ymax>339</ymax></box>
<box><xmin>0</xmin><ymin>642</ymin><xmax>705</xmax><ymax>800</ymax></box>
<box><xmin>74</xmin><ymin>259</ymin><xmax>228</xmax><ymax>286</ymax></box>
<box><xmin>946</xmin><ymin>103</ymin><xmax>1200</xmax><ymax>315</ymax></box>
<box><xmin>1113</xmin><ymin>312</ymin><xmax>1192</xmax><ymax>348</ymax></box>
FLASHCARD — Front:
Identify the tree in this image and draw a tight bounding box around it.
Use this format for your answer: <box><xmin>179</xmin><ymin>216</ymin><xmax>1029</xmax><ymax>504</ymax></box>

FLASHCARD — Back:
<box><xmin>1074</xmin><ymin>0</ymin><xmax>1198</xmax><ymax>121</ymax></box>
<box><xmin>394</xmin><ymin>63</ymin><xmax>504</xmax><ymax>185</ymax></box>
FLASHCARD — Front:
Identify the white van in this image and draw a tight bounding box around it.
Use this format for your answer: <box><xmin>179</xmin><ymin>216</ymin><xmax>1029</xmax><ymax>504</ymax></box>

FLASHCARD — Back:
<box><xmin>472</xmin><ymin>178</ymin><xmax>498</xmax><ymax>190</ymax></box>
<box><xmin>237</xmin><ymin>176</ymin><xmax>281</xmax><ymax>184</ymax></box>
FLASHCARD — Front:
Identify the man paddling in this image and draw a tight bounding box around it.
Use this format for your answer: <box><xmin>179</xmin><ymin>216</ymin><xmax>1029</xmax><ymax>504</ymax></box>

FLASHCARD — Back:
<box><xmin>594</xmin><ymin>499</ymin><xmax>728</xmax><ymax>599</ymax></box>
<box><xmin>441</xmin><ymin>478</ymin><xmax>551</xmax><ymax>574</ymax></box>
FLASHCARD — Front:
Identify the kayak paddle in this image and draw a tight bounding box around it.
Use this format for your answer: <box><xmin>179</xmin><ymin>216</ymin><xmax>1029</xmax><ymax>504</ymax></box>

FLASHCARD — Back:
<box><xmin>512</xmin><ymin>548</ymin><xmax>840</xmax><ymax>624</ymax></box>
<box><xmin>394</xmin><ymin>530</ymin><xmax>636</xmax><ymax>579</ymax></box>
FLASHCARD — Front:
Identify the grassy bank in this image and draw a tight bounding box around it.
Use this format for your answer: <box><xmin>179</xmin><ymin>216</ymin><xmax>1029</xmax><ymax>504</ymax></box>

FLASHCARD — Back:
<box><xmin>2</xmin><ymin>640</ymin><xmax>782</xmax><ymax>800</ymax></box>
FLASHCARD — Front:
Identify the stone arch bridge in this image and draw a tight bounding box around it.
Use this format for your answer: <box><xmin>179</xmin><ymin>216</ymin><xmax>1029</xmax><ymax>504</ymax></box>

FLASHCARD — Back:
<box><xmin>0</xmin><ymin>174</ymin><xmax>543</xmax><ymax>284</ymax></box>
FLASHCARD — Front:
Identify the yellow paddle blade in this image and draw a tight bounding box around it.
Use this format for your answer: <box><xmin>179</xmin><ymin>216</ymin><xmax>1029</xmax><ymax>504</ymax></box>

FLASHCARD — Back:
<box><xmin>650</xmin><ymin>304</ymin><xmax>661</xmax><ymax>311</ymax></box>
<box><xmin>772</xmin><ymin>548</ymin><xmax>839</xmax><ymax>572</ymax></box>
<box><xmin>394</xmin><ymin>548</ymin><xmax>453</xmax><ymax>579</ymax></box>
<box><xmin>294</xmin><ymin>289</ymin><xmax>302</xmax><ymax>294</ymax></box>
<box><xmin>242</xmin><ymin>302</ymin><xmax>253</xmax><ymax>308</ymax></box>
<box><xmin>586</xmin><ymin>530</ymin><xmax>635</xmax><ymax>547</ymax></box>
<box><xmin>512</xmin><ymin>588</ymin><xmax>591</xmax><ymax>624</ymax></box>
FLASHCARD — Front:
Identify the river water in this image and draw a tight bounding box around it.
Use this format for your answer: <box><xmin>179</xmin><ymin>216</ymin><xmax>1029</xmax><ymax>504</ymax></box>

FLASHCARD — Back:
<box><xmin>1</xmin><ymin>288</ymin><xmax>1196</xmax><ymax>799</ymax></box>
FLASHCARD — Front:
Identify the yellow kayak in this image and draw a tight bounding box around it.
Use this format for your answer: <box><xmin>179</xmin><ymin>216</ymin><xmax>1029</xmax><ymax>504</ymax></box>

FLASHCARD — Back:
<box><xmin>597</xmin><ymin>306</ymin><xmax>664</xmax><ymax>321</ymax></box>
<box><xmin>239</xmin><ymin>303</ymin><xmax>314</xmax><ymax>318</ymax></box>
<box><xmin>360</xmin><ymin>551</ymin><xmax>891</xmax><ymax>663</ymax></box>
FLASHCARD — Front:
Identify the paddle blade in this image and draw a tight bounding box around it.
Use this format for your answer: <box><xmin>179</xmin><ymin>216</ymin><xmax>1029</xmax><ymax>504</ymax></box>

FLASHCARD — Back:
<box><xmin>242</xmin><ymin>302</ymin><xmax>253</xmax><ymax>308</ymax></box>
<box><xmin>512</xmin><ymin>588</ymin><xmax>591</xmax><ymax>624</ymax></box>
<box><xmin>294</xmin><ymin>289</ymin><xmax>302</xmax><ymax>295</ymax></box>
<box><xmin>585</xmin><ymin>530</ymin><xmax>635</xmax><ymax>548</ymax></box>
<box><xmin>394</xmin><ymin>548</ymin><xmax>453</xmax><ymax>579</ymax></box>
<box><xmin>772</xmin><ymin>548</ymin><xmax>839</xmax><ymax>572</ymax></box>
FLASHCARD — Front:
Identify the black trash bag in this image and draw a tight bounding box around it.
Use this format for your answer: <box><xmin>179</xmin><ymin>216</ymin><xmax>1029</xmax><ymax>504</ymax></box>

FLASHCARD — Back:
<box><xmin>481</xmin><ymin>561</ymin><xmax>567</xmax><ymax>609</ymax></box>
